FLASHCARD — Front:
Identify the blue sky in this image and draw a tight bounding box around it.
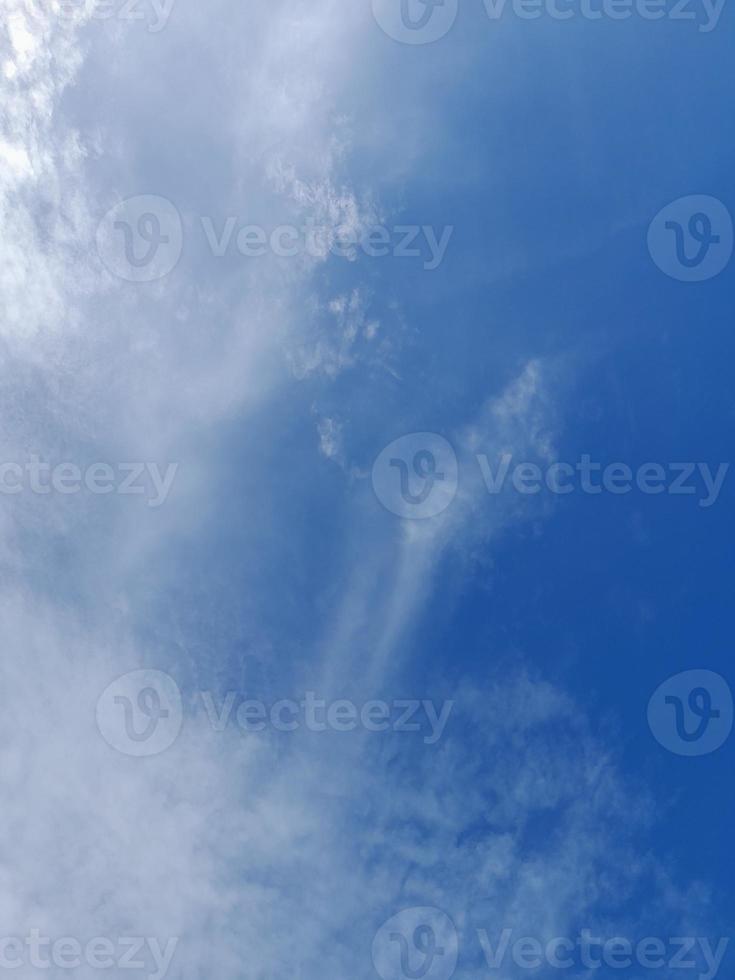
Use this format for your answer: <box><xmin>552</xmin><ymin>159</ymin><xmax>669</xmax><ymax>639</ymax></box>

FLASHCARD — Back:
<box><xmin>0</xmin><ymin>0</ymin><xmax>733</xmax><ymax>978</ymax></box>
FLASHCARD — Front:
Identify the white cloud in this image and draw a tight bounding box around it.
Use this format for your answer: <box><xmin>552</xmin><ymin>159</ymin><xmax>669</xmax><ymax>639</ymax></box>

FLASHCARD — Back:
<box><xmin>1</xmin><ymin>588</ymin><xmax>712</xmax><ymax>980</ymax></box>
